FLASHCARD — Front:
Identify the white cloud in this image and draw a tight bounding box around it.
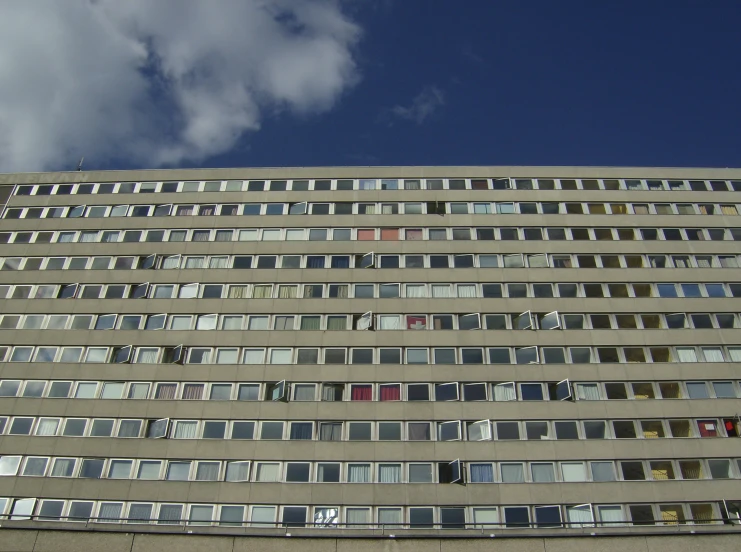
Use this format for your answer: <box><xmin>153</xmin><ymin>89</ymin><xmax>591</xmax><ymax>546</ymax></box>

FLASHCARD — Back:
<box><xmin>389</xmin><ymin>85</ymin><xmax>444</xmax><ymax>124</ymax></box>
<box><xmin>0</xmin><ymin>0</ymin><xmax>360</xmax><ymax>171</ymax></box>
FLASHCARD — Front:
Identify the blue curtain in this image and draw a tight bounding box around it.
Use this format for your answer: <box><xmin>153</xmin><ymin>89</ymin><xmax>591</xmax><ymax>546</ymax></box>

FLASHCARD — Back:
<box><xmin>331</xmin><ymin>256</ymin><xmax>350</xmax><ymax>268</ymax></box>
<box><xmin>470</xmin><ymin>464</ymin><xmax>494</xmax><ymax>483</ymax></box>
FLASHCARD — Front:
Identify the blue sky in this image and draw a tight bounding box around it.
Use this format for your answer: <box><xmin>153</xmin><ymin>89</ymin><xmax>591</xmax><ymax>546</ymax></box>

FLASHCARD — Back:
<box><xmin>2</xmin><ymin>1</ymin><xmax>740</xmax><ymax>172</ymax></box>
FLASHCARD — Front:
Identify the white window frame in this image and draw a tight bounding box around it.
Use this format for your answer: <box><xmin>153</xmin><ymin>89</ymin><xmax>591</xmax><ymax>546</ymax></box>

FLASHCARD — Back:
<box><xmin>438</xmin><ymin>420</ymin><xmax>462</xmax><ymax>442</ymax></box>
<box><xmin>539</xmin><ymin>311</ymin><xmax>561</xmax><ymax>330</ymax></box>
<box><xmin>468</xmin><ymin>420</ymin><xmax>492</xmax><ymax>441</ymax></box>
<box><xmin>459</xmin><ymin>313</ymin><xmax>481</xmax><ymax>330</ymax></box>
<box><xmin>357</xmin><ymin>311</ymin><xmax>373</xmax><ymax>331</ymax></box>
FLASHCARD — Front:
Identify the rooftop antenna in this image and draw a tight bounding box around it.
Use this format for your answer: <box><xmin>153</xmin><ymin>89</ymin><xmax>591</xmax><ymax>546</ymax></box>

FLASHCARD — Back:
<box><xmin>77</xmin><ymin>157</ymin><xmax>84</xmax><ymax>171</ymax></box>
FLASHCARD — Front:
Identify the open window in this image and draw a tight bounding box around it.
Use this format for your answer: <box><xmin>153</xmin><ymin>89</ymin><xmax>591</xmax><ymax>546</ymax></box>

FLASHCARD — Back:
<box><xmin>468</xmin><ymin>420</ymin><xmax>492</xmax><ymax>441</ymax></box>
<box><xmin>288</xmin><ymin>202</ymin><xmax>307</xmax><ymax>215</ymax></box>
<box><xmin>435</xmin><ymin>382</ymin><xmax>459</xmax><ymax>401</ymax></box>
<box><xmin>146</xmin><ymin>418</ymin><xmax>169</xmax><ymax>439</ymax></box>
<box><xmin>492</xmin><ymin>177</ymin><xmax>512</xmax><ymax>190</ymax></box>
<box><xmin>493</xmin><ymin>382</ymin><xmax>516</xmax><ymax>401</ymax></box>
<box><xmin>527</xmin><ymin>254</ymin><xmax>549</xmax><ymax>268</ymax></box>
<box><xmin>427</xmin><ymin>200</ymin><xmax>445</xmax><ymax>215</ymax></box>
<box><xmin>314</xmin><ymin>507</ymin><xmax>338</xmax><ymax>527</ymax></box>
<box><xmin>58</xmin><ymin>283</ymin><xmax>79</xmax><ymax>299</ymax></box>
<box><xmin>438</xmin><ymin>421</ymin><xmax>462</xmax><ymax>441</ymax></box>
<box><xmin>513</xmin><ymin>311</ymin><xmax>534</xmax><ymax>330</ymax></box>
<box><xmin>566</xmin><ymin>504</ymin><xmax>594</xmax><ymax>528</ymax></box>
<box><xmin>153</xmin><ymin>204</ymin><xmax>172</xmax><ymax>217</ymax></box>
<box><xmin>515</xmin><ymin>346</ymin><xmax>539</xmax><ymax>364</ymax></box>
<box><xmin>722</xmin><ymin>500</ymin><xmax>741</xmax><ymax>524</ymax></box>
<box><xmin>111</xmin><ymin>345</ymin><xmax>132</xmax><ymax>364</ymax></box>
<box><xmin>459</xmin><ymin>313</ymin><xmax>481</xmax><ymax>330</ymax></box>
<box><xmin>550</xmin><ymin>379</ymin><xmax>573</xmax><ymax>401</ymax></box>
<box><xmin>356</xmin><ymin>252</ymin><xmax>375</xmax><ymax>269</ymax></box>
<box><xmin>161</xmin><ymin>254</ymin><xmax>181</xmax><ymax>269</ymax></box>
<box><xmin>130</xmin><ymin>282</ymin><xmax>149</xmax><ymax>299</ymax></box>
<box><xmin>269</xmin><ymin>380</ymin><xmax>288</xmax><ymax>402</ymax></box>
<box><xmin>539</xmin><ymin>311</ymin><xmax>561</xmax><ymax>330</ymax></box>
<box><xmin>163</xmin><ymin>345</ymin><xmax>185</xmax><ymax>364</ymax></box>
<box><xmin>724</xmin><ymin>416</ymin><xmax>740</xmax><ymax>437</ymax></box>
<box><xmin>139</xmin><ymin>254</ymin><xmax>157</xmax><ymax>270</ymax></box>
<box><xmin>438</xmin><ymin>459</ymin><xmax>464</xmax><ymax>484</ymax></box>
<box><xmin>356</xmin><ymin>311</ymin><xmax>373</xmax><ymax>330</ymax></box>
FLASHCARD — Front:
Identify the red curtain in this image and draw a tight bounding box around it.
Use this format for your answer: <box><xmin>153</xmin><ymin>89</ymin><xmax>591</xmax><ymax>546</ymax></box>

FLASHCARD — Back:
<box><xmin>380</xmin><ymin>385</ymin><xmax>400</xmax><ymax>401</ymax></box>
<box><xmin>351</xmin><ymin>385</ymin><xmax>372</xmax><ymax>401</ymax></box>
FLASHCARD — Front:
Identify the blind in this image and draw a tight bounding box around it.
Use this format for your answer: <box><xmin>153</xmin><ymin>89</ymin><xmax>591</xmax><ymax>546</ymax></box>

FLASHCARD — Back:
<box><xmin>99</xmin><ymin>503</ymin><xmax>123</xmax><ymax>523</ymax></box>
<box><xmin>473</xmin><ymin>508</ymin><xmax>498</xmax><ymax>528</ymax></box>
<box><xmin>128</xmin><ymin>504</ymin><xmax>153</xmax><ymax>524</ymax></box>
<box><xmin>182</xmin><ymin>384</ymin><xmax>203</xmax><ymax>400</ymax></box>
<box><xmin>137</xmin><ymin>349</ymin><xmax>158</xmax><ymax>364</ymax></box>
<box><xmin>155</xmin><ymin>384</ymin><xmax>176</xmax><ymax>400</ymax></box>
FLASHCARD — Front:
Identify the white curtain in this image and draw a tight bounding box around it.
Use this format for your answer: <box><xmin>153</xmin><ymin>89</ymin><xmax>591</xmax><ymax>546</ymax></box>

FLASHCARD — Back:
<box><xmin>136</xmin><ymin>349</ymin><xmax>158</xmax><ymax>364</ymax></box>
<box><xmin>252</xmin><ymin>286</ymin><xmax>272</xmax><ymax>298</ymax></box>
<box><xmin>378</xmin><ymin>316</ymin><xmax>400</xmax><ymax>330</ymax></box>
<box><xmin>184</xmin><ymin>257</ymin><xmax>204</xmax><ymax>269</ymax></box>
<box><xmin>80</xmin><ymin>232</ymin><xmax>98</xmax><ymax>243</ymax></box>
<box><xmin>432</xmin><ymin>285</ymin><xmax>451</xmax><ymax>298</ymax></box>
<box><xmin>473</xmin><ymin>508</ymin><xmax>498</xmax><ymax>529</ymax></box>
<box><xmin>567</xmin><ymin>505</ymin><xmax>594</xmax><ymax>527</ymax></box>
<box><xmin>531</xmin><ymin>464</ymin><xmax>555</xmax><ymax>482</ymax></box>
<box><xmin>378</xmin><ymin>464</ymin><xmax>400</xmax><ymax>483</ymax></box>
<box><xmin>229</xmin><ymin>286</ymin><xmax>248</xmax><ymax>299</ymax></box>
<box><xmin>702</xmin><ymin>348</ymin><xmax>725</xmax><ymax>362</ymax></box>
<box><xmin>405</xmin><ymin>285</ymin><xmax>427</xmax><ymax>298</ymax></box>
<box><xmin>381</xmin><ymin>204</ymin><xmax>394</xmax><ymax>214</ymax></box>
<box><xmin>174</xmin><ymin>422</ymin><xmax>197</xmax><ymax>439</ymax></box>
<box><xmin>162</xmin><ymin>256</ymin><xmax>180</xmax><ymax>269</ymax></box>
<box><xmin>209</xmin><ymin>257</ymin><xmax>228</xmax><ymax>268</ymax></box>
<box><xmin>99</xmin><ymin>503</ymin><xmax>123</xmax><ymax>523</ymax></box>
<box><xmin>727</xmin><ymin>348</ymin><xmax>741</xmax><ymax>362</ymax></box>
<box><xmin>720</xmin><ymin>256</ymin><xmax>739</xmax><ymax>268</ymax></box>
<box><xmin>561</xmin><ymin>463</ymin><xmax>587</xmax><ymax>482</ymax></box>
<box><xmin>457</xmin><ymin>285</ymin><xmax>477</xmax><ymax>298</ymax></box>
<box><xmin>576</xmin><ymin>384</ymin><xmax>600</xmax><ymax>400</ymax></box>
<box><xmin>494</xmin><ymin>384</ymin><xmax>516</xmax><ymax>401</ymax></box>
<box><xmin>346</xmin><ymin>509</ymin><xmax>370</xmax><ymax>527</ymax></box>
<box><xmin>256</xmin><ymin>463</ymin><xmax>279</xmax><ymax>482</ymax></box>
<box><xmin>196</xmin><ymin>462</ymin><xmax>220</xmax><ymax>481</ymax></box>
<box><xmin>598</xmin><ymin>506</ymin><xmax>625</xmax><ymax>527</ymax></box>
<box><xmin>676</xmin><ymin>348</ymin><xmax>698</xmax><ymax>362</ymax></box>
<box><xmin>501</xmin><ymin>464</ymin><xmax>525</xmax><ymax>483</ymax></box>
<box><xmin>348</xmin><ymin>464</ymin><xmax>370</xmax><ymax>483</ymax></box>
<box><xmin>279</xmin><ymin>286</ymin><xmax>297</xmax><ymax>298</ymax></box>
<box><xmin>36</xmin><ymin>419</ymin><xmax>59</xmax><ymax>436</ymax></box>
<box><xmin>226</xmin><ymin>462</ymin><xmax>249</xmax><ymax>481</ymax></box>
<box><xmin>378</xmin><ymin>509</ymin><xmax>402</xmax><ymax>526</ymax></box>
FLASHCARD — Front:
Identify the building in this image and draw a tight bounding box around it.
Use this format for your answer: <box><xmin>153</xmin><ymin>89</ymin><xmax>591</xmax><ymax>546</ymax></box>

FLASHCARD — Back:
<box><xmin>0</xmin><ymin>166</ymin><xmax>740</xmax><ymax>549</ymax></box>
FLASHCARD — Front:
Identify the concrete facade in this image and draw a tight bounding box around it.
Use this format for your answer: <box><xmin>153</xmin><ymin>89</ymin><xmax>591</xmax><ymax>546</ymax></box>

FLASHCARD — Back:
<box><xmin>0</xmin><ymin>166</ymin><xmax>740</xmax><ymax>536</ymax></box>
